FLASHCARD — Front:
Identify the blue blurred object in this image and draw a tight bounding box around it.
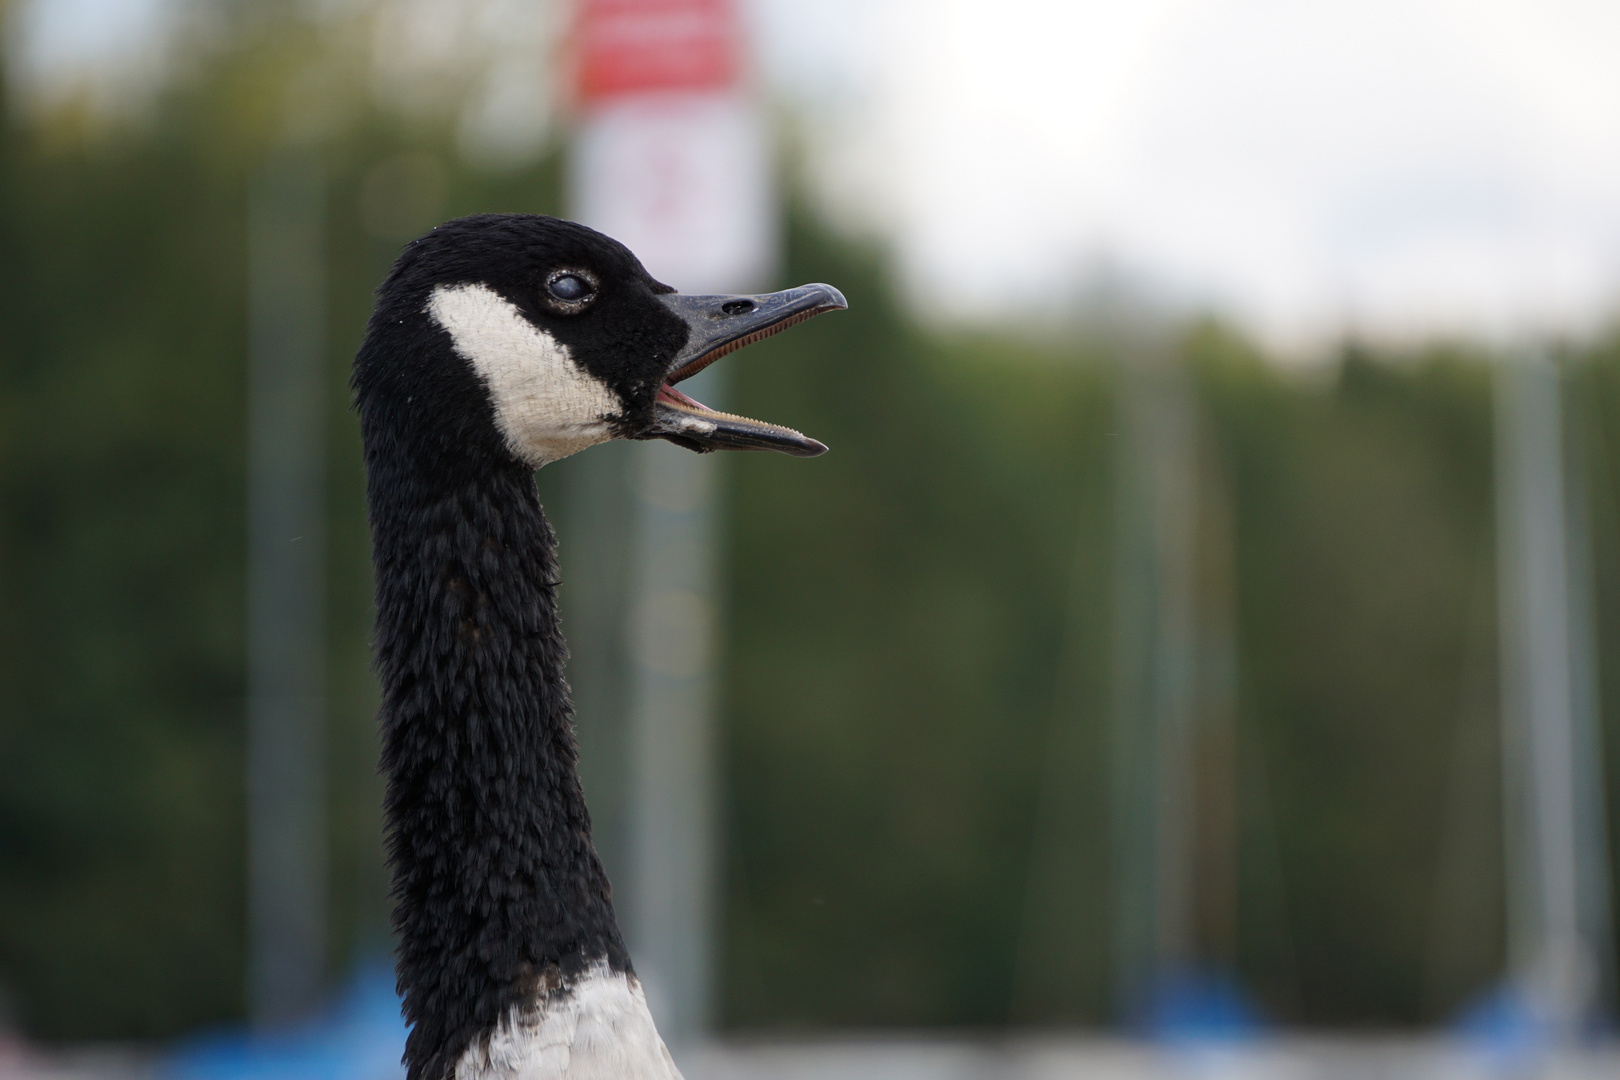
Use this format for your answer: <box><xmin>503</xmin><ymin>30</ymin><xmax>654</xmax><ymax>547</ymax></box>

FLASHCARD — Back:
<box><xmin>1452</xmin><ymin>981</ymin><xmax>1551</xmax><ymax>1070</ymax></box>
<box><xmin>1139</xmin><ymin>967</ymin><xmax>1265</xmax><ymax>1043</ymax></box>
<box><xmin>165</xmin><ymin>961</ymin><xmax>405</xmax><ymax>1080</ymax></box>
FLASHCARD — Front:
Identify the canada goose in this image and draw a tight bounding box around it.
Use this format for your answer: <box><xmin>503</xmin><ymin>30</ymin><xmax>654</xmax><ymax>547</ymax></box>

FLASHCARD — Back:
<box><xmin>351</xmin><ymin>213</ymin><xmax>844</xmax><ymax>1080</ymax></box>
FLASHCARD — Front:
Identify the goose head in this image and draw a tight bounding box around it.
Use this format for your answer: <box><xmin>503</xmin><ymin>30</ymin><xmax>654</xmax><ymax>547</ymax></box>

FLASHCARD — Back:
<box><xmin>354</xmin><ymin>213</ymin><xmax>844</xmax><ymax>472</ymax></box>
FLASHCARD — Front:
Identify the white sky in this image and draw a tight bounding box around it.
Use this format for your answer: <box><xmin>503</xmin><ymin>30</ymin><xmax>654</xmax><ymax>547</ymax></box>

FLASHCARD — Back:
<box><xmin>16</xmin><ymin>0</ymin><xmax>1620</xmax><ymax>349</ymax></box>
<box><xmin>752</xmin><ymin>0</ymin><xmax>1620</xmax><ymax>348</ymax></box>
<box><xmin>9</xmin><ymin>0</ymin><xmax>180</xmax><ymax>92</ymax></box>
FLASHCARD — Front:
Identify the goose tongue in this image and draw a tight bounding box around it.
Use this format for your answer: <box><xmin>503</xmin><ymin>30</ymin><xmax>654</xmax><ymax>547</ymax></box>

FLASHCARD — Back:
<box><xmin>637</xmin><ymin>283</ymin><xmax>846</xmax><ymax>457</ymax></box>
<box><xmin>658</xmin><ymin>383</ymin><xmax>706</xmax><ymax>410</ymax></box>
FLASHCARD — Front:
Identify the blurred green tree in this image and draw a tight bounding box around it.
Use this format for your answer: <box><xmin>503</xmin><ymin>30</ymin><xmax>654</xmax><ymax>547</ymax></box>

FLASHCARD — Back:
<box><xmin>1</xmin><ymin>0</ymin><xmax>1617</xmax><ymax>1045</ymax></box>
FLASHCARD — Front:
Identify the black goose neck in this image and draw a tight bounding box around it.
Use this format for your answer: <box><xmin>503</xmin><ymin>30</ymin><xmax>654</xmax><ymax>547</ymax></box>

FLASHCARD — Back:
<box><xmin>366</xmin><ymin>455</ymin><xmax>627</xmax><ymax>1080</ymax></box>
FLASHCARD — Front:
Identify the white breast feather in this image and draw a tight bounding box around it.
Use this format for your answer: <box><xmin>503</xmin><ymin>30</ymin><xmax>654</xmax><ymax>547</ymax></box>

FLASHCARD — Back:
<box><xmin>427</xmin><ymin>283</ymin><xmax>622</xmax><ymax>467</ymax></box>
<box><xmin>453</xmin><ymin>961</ymin><xmax>683</xmax><ymax>1080</ymax></box>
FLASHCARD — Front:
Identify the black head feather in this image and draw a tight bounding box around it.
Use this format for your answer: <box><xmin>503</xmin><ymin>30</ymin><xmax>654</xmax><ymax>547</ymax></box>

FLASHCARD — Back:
<box><xmin>354</xmin><ymin>213</ymin><xmax>691</xmax><ymax>479</ymax></box>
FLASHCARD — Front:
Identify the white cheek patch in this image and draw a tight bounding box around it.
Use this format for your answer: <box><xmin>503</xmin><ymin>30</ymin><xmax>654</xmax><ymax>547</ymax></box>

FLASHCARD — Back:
<box><xmin>427</xmin><ymin>282</ymin><xmax>623</xmax><ymax>467</ymax></box>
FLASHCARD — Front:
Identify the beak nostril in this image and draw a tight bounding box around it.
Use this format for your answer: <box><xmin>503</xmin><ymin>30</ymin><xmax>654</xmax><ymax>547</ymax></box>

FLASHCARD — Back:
<box><xmin>721</xmin><ymin>299</ymin><xmax>755</xmax><ymax>316</ymax></box>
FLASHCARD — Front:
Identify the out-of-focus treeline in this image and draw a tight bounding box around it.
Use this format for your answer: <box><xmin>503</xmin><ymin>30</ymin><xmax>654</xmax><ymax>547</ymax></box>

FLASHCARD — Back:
<box><xmin>3</xmin><ymin>4</ymin><xmax>1620</xmax><ymax>1045</ymax></box>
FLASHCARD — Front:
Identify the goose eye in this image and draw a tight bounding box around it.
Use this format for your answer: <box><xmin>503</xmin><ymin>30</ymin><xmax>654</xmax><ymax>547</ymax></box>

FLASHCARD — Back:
<box><xmin>548</xmin><ymin>273</ymin><xmax>593</xmax><ymax>303</ymax></box>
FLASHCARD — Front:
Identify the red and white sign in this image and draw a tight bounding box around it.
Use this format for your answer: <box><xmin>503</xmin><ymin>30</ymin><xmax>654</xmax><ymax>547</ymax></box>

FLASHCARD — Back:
<box><xmin>568</xmin><ymin>0</ymin><xmax>773</xmax><ymax>294</ymax></box>
<box><xmin>573</xmin><ymin>0</ymin><xmax>743</xmax><ymax>102</ymax></box>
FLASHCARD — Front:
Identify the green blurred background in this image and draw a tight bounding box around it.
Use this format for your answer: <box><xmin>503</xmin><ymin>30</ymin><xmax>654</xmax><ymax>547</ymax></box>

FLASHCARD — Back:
<box><xmin>3</xmin><ymin>3</ymin><xmax>1620</xmax><ymax>1045</ymax></box>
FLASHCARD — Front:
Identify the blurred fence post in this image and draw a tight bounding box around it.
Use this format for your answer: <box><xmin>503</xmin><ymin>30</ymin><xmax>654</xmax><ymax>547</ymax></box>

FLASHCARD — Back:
<box><xmin>1111</xmin><ymin>336</ymin><xmax>1199</xmax><ymax>1018</ymax></box>
<box><xmin>1494</xmin><ymin>350</ymin><xmax>1614</xmax><ymax>1040</ymax></box>
<box><xmin>622</xmin><ymin>416</ymin><xmax>723</xmax><ymax>1040</ymax></box>
<box><xmin>246</xmin><ymin>154</ymin><xmax>327</xmax><ymax>1026</ymax></box>
<box><xmin>566</xmin><ymin>0</ymin><xmax>772</xmax><ymax>1044</ymax></box>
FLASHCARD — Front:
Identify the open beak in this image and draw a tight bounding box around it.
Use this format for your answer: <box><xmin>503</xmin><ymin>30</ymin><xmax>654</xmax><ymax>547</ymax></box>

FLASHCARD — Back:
<box><xmin>640</xmin><ymin>283</ymin><xmax>846</xmax><ymax>457</ymax></box>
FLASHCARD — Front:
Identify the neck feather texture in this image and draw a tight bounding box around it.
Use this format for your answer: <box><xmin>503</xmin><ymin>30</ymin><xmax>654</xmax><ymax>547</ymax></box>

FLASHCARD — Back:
<box><xmin>367</xmin><ymin>454</ymin><xmax>628</xmax><ymax>1080</ymax></box>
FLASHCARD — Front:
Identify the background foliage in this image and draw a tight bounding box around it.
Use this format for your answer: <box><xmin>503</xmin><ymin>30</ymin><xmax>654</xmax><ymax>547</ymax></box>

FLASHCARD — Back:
<box><xmin>2</xmin><ymin>9</ymin><xmax>1619</xmax><ymax>1042</ymax></box>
